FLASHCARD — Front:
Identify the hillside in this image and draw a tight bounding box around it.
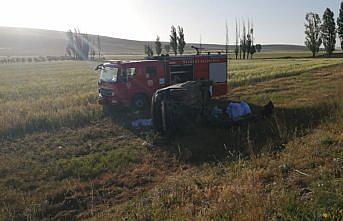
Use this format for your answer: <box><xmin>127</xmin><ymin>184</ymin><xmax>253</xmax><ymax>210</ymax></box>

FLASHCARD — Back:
<box><xmin>0</xmin><ymin>26</ymin><xmax>307</xmax><ymax>57</ymax></box>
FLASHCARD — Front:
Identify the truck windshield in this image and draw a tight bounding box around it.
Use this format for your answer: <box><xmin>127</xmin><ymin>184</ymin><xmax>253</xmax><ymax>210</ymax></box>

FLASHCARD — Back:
<box><xmin>100</xmin><ymin>66</ymin><xmax>119</xmax><ymax>82</ymax></box>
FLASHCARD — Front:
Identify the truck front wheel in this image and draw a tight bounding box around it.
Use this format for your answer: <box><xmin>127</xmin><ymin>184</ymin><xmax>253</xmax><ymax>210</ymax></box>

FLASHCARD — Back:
<box><xmin>131</xmin><ymin>94</ymin><xmax>149</xmax><ymax>111</ymax></box>
<box><xmin>102</xmin><ymin>105</ymin><xmax>114</xmax><ymax>115</ymax></box>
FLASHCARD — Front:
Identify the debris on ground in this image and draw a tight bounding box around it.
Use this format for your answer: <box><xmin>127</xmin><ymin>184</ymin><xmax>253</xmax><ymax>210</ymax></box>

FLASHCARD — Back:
<box><xmin>211</xmin><ymin>106</ymin><xmax>224</xmax><ymax>119</ymax></box>
<box><xmin>261</xmin><ymin>101</ymin><xmax>275</xmax><ymax>117</ymax></box>
<box><xmin>279</xmin><ymin>164</ymin><xmax>291</xmax><ymax>175</ymax></box>
<box><xmin>131</xmin><ymin>119</ymin><xmax>153</xmax><ymax>128</ymax></box>
<box><xmin>226</xmin><ymin>101</ymin><xmax>252</xmax><ymax>121</ymax></box>
<box><xmin>294</xmin><ymin>169</ymin><xmax>311</xmax><ymax>177</ymax></box>
<box><xmin>271</xmin><ymin>144</ymin><xmax>286</xmax><ymax>153</ymax></box>
<box><xmin>142</xmin><ymin>141</ymin><xmax>154</xmax><ymax>149</ymax></box>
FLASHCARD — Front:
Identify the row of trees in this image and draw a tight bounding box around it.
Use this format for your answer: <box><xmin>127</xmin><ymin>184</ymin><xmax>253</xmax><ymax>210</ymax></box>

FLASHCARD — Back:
<box><xmin>0</xmin><ymin>56</ymin><xmax>73</xmax><ymax>64</ymax></box>
<box><xmin>66</xmin><ymin>29</ymin><xmax>102</xmax><ymax>60</ymax></box>
<box><xmin>144</xmin><ymin>25</ymin><xmax>186</xmax><ymax>56</ymax></box>
<box><xmin>305</xmin><ymin>2</ymin><xmax>343</xmax><ymax>57</ymax></box>
<box><xmin>234</xmin><ymin>19</ymin><xmax>262</xmax><ymax>60</ymax></box>
<box><xmin>146</xmin><ymin>23</ymin><xmax>261</xmax><ymax>58</ymax></box>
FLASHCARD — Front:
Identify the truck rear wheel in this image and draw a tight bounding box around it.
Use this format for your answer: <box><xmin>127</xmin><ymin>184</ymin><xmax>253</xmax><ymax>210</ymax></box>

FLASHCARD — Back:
<box><xmin>131</xmin><ymin>94</ymin><xmax>149</xmax><ymax>111</ymax></box>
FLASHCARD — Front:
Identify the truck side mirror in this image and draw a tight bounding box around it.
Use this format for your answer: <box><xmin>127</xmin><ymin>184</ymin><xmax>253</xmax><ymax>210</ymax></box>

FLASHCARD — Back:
<box><xmin>95</xmin><ymin>64</ymin><xmax>103</xmax><ymax>71</ymax></box>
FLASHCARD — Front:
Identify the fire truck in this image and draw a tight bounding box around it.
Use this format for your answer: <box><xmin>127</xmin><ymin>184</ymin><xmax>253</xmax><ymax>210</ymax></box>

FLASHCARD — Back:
<box><xmin>96</xmin><ymin>53</ymin><xmax>228</xmax><ymax>110</ymax></box>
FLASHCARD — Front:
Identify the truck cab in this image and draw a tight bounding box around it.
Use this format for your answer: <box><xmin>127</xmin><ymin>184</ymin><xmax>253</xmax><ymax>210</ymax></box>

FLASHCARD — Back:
<box><xmin>97</xmin><ymin>60</ymin><xmax>166</xmax><ymax>110</ymax></box>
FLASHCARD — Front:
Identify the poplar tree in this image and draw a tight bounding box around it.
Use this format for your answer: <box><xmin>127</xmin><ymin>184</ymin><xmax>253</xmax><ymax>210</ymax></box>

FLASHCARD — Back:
<box><xmin>241</xmin><ymin>22</ymin><xmax>247</xmax><ymax>59</ymax></box>
<box><xmin>256</xmin><ymin>44</ymin><xmax>262</xmax><ymax>52</ymax></box>
<box><xmin>249</xmin><ymin>22</ymin><xmax>256</xmax><ymax>59</ymax></box>
<box><xmin>321</xmin><ymin>8</ymin><xmax>336</xmax><ymax>56</ymax></box>
<box><xmin>338</xmin><ymin>1</ymin><xmax>343</xmax><ymax>50</ymax></box>
<box><xmin>177</xmin><ymin>26</ymin><xmax>186</xmax><ymax>55</ymax></box>
<box><xmin>239</xmin><ymin>20</ymin><xmax>242</xmax><ymax>59</ymax></box>
<box><xmin>246</xmin><ymin>21</ymin><xmax>252</xmax><ymax>59</ymax></box>
<box><xmin>97</xmin><ymin>35</ymin><xmax>102</xmax><ymax>60</ymax></box>
<box><xmin>225</xmin><ymin>20</ymin><xmax>229</xmax><ymax>55</ymax></box>
<box><xmin>144</xmin><ymin>44</ymin><xmax>154</xmax><ymax>57</ymax></box>
<box><xmin>235</xmin><ymin>19</ymin><xmax>239</xmax><ymax>59</ymax></box>
<box><xmin>164</xmin><ymin>45</ymin><xmax>170</xmax><ymax>54</ymax></box>
<box><xmin>66</xmin><ymin>30</ymin><xmax>75</xmax><ymax>58</ymax></box>
<box><xmin>305</xmin><ymin>12</ymin><xmax>322</xmax><ymax>58</ymax></box>
<box><xmin>155</xmin><ymin>36</ymin><xmax>162</xmax><ymax>56</ymax></box>
<box><xmin>65</xmin><ymin>29</ymin><xmax>90</xmax><ymax>60</ymax></box>
<box><xmin>90</xmin><ymin>37</ymin><xmax>96</xmax><ymax>60</ymax></box>
<box><xmin>170</xmin><ymin>26</ymin><xmax>178</xmax><ymax>55</ymax></box>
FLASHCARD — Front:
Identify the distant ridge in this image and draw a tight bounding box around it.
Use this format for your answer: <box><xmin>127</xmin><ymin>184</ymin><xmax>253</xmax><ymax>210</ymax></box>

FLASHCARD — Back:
<box><xmin>259</xmin><ymin>44</ymin><xmax>308</xmax><ymax>51</ymax></box>
<box><xmin>0</xmin><ymin>26</ymin><xmax>307</xmax><ymax>56</ymax></box>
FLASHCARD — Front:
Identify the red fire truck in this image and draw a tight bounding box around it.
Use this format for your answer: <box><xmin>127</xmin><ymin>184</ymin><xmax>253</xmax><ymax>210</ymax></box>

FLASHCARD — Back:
<box><xmin>96</xmin><ymin>54</ymin><xmax>228</xmax><ymax>110</ymax></box>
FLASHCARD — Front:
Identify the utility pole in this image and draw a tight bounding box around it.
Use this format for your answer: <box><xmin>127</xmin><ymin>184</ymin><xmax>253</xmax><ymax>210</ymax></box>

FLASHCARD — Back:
<box><xmin>235</xmin><ymin>18</ymin><xmax>239</xmax><ymax>59</ymax></box>
<box><xmin>199</xmin><ymin>34</ymin><xmax>202</xmax><ymax>55</ymax></box>
<box><xmin>251</xmin><ymin>20</ymin><xmax>254</xmax><ymax>59</ymax></box>
<box><xmin>239</xmin><ymin>18</ymin><xmax>242</xmax><ymax>59</ymax></box>
<box><xmin>225</xmin><ymin>20</ymin><xmax>229</xmax><ymax>55</ymax></box>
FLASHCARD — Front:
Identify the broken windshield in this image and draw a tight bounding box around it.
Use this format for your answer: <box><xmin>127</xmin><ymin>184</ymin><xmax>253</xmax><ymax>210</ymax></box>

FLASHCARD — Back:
<box><xmin>100</xmin><ymin>66</ymin><xmax>120</xmax><ymax>83</ymax></box>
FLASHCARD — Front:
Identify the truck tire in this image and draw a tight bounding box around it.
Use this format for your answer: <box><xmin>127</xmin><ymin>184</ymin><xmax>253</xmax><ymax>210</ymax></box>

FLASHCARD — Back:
<box><xmin>131</xmin><ymin>94</ymin><xmax>149</xmax><ymax>111</ymax></box>
<box><xmin>102</xmin><ymin>105</ymin><xmax>114</xmax><ymax>116</ymax></box>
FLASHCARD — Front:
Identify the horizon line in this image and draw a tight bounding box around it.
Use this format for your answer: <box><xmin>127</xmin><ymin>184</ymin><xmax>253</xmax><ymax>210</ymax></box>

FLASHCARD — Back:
<box><xmin>0</xmin><ymin>25</ymin><xmax>308</xmax><ymax>47</ymax></box>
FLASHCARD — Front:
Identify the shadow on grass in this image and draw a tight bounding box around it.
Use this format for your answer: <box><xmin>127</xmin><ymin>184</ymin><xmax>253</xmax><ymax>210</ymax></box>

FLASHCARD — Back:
<box><xmin>164</xmin><ymin>100</ymin><xmax>337</xmax><ymax>164</ymax></box>
<box><xmin>0</xmin><ymin>102</ymin><xmax>338</xmax><ymax>221</ymax></box>
<box><xmin>107</xmin><ymin>99</ymin><xmax>338</xmax><ymax>165</ymax></box>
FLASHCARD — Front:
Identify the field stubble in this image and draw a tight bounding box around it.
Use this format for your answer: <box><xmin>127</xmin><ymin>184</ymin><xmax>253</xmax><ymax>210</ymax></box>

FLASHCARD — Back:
<box><xmin>0</xmin><ymin>58</ymin><xmax>342</xmax><ymax>139</ymax></box>
<box><xmin>0</xmin><ymin>57</ymin><xmax>342</xmax><ymax>220</ymax></box>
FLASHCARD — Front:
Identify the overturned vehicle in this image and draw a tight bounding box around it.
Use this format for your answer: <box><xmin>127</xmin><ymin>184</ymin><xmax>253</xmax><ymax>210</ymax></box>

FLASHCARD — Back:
<box><xmin>151</xmin><ymin>80</ymin><xmax>275</xmax><ymax>135</ymax></box>
<box><xmin>151</xmin><ymin>80</ymin><xmax>212</xmax><ymax>134</ymax></box>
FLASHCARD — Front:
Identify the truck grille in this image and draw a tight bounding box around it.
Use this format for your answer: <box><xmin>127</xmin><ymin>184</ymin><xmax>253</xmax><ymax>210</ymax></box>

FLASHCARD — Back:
<box><xmin>99</xmin><ymin>88</ymin><xmax>113</xmax><ymax>97</ymax></box>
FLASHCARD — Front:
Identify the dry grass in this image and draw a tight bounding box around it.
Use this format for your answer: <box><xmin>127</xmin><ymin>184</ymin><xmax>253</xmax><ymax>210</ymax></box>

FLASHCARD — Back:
<box><xmin>229</xmin><ymin>58</ymin><xmax>343</xmax><ymax>86</ymax></box>
<box><xmin>0</xmin><ymin>59</ymin><xmax>342</xmax><ymax>220</ymax></box>
<box><xmin>0</xmin><ymin>61</ymin><xmax>101</xmax><ymax>138</ymax></box>
<box><xmin>90</xmin><ymin>64</ymin><xmax>343</xmax><ymax>221</ymax></box>
<box><xmin>0</xmin><ymin>58</ymin><xmax>342</xmax><ymax>139</ymax></box>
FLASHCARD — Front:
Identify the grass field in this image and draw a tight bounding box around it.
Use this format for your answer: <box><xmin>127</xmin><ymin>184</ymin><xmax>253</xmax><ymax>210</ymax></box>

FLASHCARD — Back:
<box><xmin>0</xmin><ymin>58</ymin><xmax>342</xmax><ymax>140</ymax></box>
<box><xmin>229</xmin><ymin>57</ymin><xmax>343</xmax><ymax>86</ymax></box>
<box><xmin>0</xmin><ymin>61</ymin><xmax>100</xmax><ymax>139</ymax></box>
<box><xmin>0</xmin><ymin>56</ymin><xmax>342</xmax><ymax>220</ymax></box>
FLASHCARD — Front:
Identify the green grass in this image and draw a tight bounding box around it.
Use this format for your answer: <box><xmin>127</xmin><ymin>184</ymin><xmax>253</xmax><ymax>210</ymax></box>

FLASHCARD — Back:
<box><xmin>0</xmin><ymin>57</ymin><xmax>342</xmax><ymax>220</ymax></box>
<box><xmin>0</xmin><ymin>58</ymin><xmax>342</xmax><ymax>139</ymax></box>
<box><xmin>0</xmin><ymin>61</ymin><xmax>101</xmax><ymax>138</ymax></box>
<box><xmin>229</xmin><ymin>58</ymin><xmax>343</xmax><ymax>86</ymax></box>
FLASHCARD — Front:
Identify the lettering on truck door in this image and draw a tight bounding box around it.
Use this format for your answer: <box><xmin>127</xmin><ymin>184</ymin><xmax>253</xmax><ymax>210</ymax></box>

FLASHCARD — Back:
<box><xmin>145</xmin><ymin>65</ymin><xmax>163</xmax><ymax>94</ymax></box>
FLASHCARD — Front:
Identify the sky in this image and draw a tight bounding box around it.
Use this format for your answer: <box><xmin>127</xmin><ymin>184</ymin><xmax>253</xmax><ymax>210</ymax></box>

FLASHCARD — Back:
<box><xmin>0</xmin><ymin>0</ymin><xmax>341</xmax><ymax>45</ymax></box>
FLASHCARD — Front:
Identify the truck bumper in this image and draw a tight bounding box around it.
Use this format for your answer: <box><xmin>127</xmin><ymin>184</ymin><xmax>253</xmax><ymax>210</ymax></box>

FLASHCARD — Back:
<box><xmin>98</xmin><ymin>96</ymin><xmax>119</xmax><ymax>105</ymax></box>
